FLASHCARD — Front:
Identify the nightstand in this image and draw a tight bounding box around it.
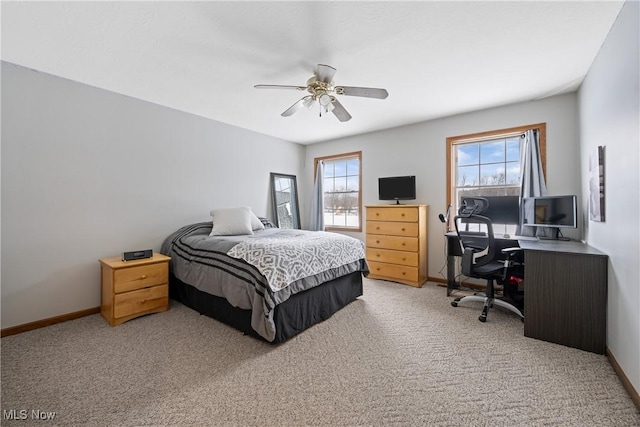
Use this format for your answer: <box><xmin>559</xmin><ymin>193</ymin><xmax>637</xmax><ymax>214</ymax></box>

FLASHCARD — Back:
<box><xmin>99</xmin><ymin>253</ymin><xmax>170</xmax><ymax>326</ymax></box>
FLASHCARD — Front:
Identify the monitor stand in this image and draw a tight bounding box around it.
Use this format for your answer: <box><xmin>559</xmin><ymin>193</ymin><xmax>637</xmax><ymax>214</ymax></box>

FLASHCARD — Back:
<box><xmin>538</xmin><ymin>227</ymin><xmax>570</xmax><ymax>241</ymax></box>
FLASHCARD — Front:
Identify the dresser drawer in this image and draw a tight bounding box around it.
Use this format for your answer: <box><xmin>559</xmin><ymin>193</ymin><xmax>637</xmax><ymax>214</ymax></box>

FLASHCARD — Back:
<box><xmin>113</xmin><ymin>263</ymin><xmax>168</xmax><ymax>293</ymax></box>
<box><xmin>366</xmin><ymin>234</ymin><xmax>418</xmax><ymax>252</ymax></box>
<box><xmin>368</xmin><ymin>261</ymin><xmax>419</xmax><ymax>282</ymax></box>
<box><xmin>367</xmin><ymin>248</ymin><xmax>418</xmax><ymax>267</ymax></box>
<box><xmin>367</xmin><ymin>207</ymin><xmax>419</xmax><ymax>222</ymax></box>
<box><xmin>113</xmin><ymin>284</ymin><xmax>168</xmax><ymax>319</ymax></box>
<box><xmin>367</xmin><ymin>221</ymin><xmax>418</xmax><ymax>237</ymax></box>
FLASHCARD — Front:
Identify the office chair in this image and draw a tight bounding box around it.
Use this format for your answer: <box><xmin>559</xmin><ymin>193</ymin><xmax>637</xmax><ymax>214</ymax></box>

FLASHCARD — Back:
<box><xmin>450</xmin><ymin>198</ymin><xmax>525</xmax><ymax>322</ymax></box>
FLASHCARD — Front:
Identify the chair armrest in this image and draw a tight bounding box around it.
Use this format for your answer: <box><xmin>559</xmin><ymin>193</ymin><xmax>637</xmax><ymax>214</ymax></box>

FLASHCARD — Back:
<box><xmin>501</xmin><ymin>247</ymin><xmax>523</xmax><ymax>255</ymax></box>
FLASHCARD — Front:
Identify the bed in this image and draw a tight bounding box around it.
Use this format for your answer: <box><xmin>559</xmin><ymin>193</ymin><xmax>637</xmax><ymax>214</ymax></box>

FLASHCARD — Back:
<box><xmin>160</xmin><ymin>214</ymin><xmax>369</xmax><ymax>343</ymax></box>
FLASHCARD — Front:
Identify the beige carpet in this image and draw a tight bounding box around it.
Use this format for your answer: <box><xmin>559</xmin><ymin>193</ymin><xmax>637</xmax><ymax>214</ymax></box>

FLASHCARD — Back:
<box><xmin>1</xmin><ymin>279</ymin><xmax>638</xmax><ymax>426</ymax></box>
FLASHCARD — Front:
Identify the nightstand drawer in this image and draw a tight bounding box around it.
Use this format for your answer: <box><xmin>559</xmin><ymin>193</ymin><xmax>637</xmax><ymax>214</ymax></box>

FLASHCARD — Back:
<box><xmin>368</xmin><ymin>261</ymin><xmax>419</xmax><ymax>282</ymax></box>
<box><xmin>366</xmin><ymin>248</ymin><xmax>418</xmax><ymax>267</ymax></box>
<box><xmin>114</xmin><ymin>263</ymin><xmax>167</xmax><ymax>293</ymax></box>
<box><xmin>367</xmin><ymin>221</ymin><xmax>418</xmax><ymax>237</ymax></box>
<box><xmin>366</xmin><ymin>234</ymin><xmax>418</xmax><ymax>251</ymax></box>
<box><xmin>367</xmin><ymin>207</ymin><xmax>419</xmax><ymax>222</ymax></box>
<box><xmin>113</xmin><ymin>284</ymin><xmax>168</xmax><ymax>319</ymax></box>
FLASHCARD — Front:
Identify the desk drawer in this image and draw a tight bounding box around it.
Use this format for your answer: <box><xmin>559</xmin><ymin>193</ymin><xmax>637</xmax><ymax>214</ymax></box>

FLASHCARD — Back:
<box><xmin>113</xmin><ymin>285</ymin><xmax>168</xmax><ymax>319</ymax></box>
<box><xmin>114</xmin><ymin>263</ymin><xmax>167</xmax><ymax>293</ymax></box>
<box><xmin>368</xmin><ymin>261</ymin><xmax>419</xmax><ymax>282</ymax></box>
<box><xmin>366</xmin><ymin>248</ymin><xmax>418</xmax><ymax>267</ymax></box>
<box><xmin>367</xmin><ymin>207</ymin><xmax>418</xmax><ymax>222</ymax></box>
<box><xmin>366</xmin><ymin>234</ymin><xmax>418</xmax><ymax>252</ymax></box>
<box><xmin>367</xmin><ymin>221</ymin><xmax>418</xmax><ymax>237</ymax></box>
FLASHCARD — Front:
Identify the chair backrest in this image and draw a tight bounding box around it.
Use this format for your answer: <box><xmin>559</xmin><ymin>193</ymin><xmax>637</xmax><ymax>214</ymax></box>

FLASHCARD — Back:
<box><xmin>453</xmin><ymin>198</ymin><xmax>496</xmax><ymax>276</ymax></box>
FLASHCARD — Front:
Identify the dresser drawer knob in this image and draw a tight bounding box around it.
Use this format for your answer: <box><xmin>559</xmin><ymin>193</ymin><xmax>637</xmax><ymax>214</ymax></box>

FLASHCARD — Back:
<box><xmin>401</xmin><ymin>228</ymin><xmax>405</xmax><ymax>231</ymax></box>
<box><xmin>402</xmin><ymin>272</ymin><xmax>406</xmax><ymax>275</ymax></box>
<box><xmin>401</xmin><ymin>213</ymin><xmax>405</xmax><ymax>217</ymax></box>
<box><xmin>140</xmin><ymin>275</ymin><xmax>147</xmax><ymax>279</ymax></box>
<box><xmin>376</xmin><ymin>240</ymin><xmax>380</xmax><ymax>244</ymax></box>
<box><xmin>376</xmin><ymin>227</ymin><xmax>380</xmax><ymax>230</ymax></box>
<box><xmin>401</xmin><ymin>243</ymin><xmax>405</xmax><ymax>246</ymax></box>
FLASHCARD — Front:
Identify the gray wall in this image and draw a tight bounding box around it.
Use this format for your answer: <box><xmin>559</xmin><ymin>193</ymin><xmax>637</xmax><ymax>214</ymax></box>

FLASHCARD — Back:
<box><xmin>302</xmin><ymin>93</ymin><xmax>581</xmax><ymax>281</ymax></box>
<box><xmin>1</xmin><ymin>62</ymin><xmax>304</xmax><ymax>328</ymax></box>
<box><xmin>578</xmin><ymin>0</ymin><xmax>639</xmax><ymax>393</ymax></box>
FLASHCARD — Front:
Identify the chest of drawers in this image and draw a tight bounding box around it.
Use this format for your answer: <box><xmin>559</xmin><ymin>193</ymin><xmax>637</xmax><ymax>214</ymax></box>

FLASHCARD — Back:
<box><xmin>365</xmin><ymin>205</ymin><xmax>428</xmax><ymax>287</ymax></box>
<box><xmin>99</xmin><ymin>254</ymin><xmax>170</xmax><ymax>326</ymax></box>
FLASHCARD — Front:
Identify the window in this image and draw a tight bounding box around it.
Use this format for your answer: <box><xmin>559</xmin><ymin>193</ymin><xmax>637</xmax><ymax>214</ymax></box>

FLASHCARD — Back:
<box><xmin>447</xmin><ymin>123</ymin><xmax>546</xmax><ymax>234</ymax></box>
<box><xmin>315</xmin><ymin>151</ymin><xmax>362</xmax><ymax>231</ymax></box>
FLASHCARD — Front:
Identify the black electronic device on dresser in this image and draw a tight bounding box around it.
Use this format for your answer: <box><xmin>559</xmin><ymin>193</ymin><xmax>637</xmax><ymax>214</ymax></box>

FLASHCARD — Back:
<box><xmin>122</xmin><ymin>249</ymin><xmax>153</xmax><ymax>262</ymax></box>
<box><xmin>378</xmin><ymin>175</ymin><xmax>416</xmax><ymax>204</ymax></box>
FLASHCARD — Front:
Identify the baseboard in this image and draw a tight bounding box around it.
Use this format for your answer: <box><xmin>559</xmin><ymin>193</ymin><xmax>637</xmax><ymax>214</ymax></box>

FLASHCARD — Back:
<box><xmin>1</xmin><ymin>307</ymin><xmax>100</xmax><ymax>338</ymax></box>
<box><xmin>427</xmin><ymin>276</ymin><xmax>447</xmax><ymax>285</ymax></box>
<box><xmin>606</xmin><ymin>347</ymin><xmax>640</xmax><ymax>410</ymax></box>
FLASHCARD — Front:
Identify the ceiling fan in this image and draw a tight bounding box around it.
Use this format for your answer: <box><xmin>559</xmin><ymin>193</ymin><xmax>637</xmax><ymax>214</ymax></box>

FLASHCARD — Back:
<box><xmin>254</xmin><ymin>64</ymin><xmax>389</xmax><ymax>122</ymax></box>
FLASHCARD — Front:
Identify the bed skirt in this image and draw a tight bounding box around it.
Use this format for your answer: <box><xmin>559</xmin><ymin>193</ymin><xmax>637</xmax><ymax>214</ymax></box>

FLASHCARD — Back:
<box><xmin>169</xmin><ymin>271</ymin><xmax>364</xmax><ymax>343</ymax></box>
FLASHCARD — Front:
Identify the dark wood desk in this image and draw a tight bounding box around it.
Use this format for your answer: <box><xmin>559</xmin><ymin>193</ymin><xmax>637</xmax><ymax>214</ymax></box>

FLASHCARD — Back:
<box><xmin>445</xmin><ymin>233</ymin><xmax>608</xmax><ymax>354</ymax></box>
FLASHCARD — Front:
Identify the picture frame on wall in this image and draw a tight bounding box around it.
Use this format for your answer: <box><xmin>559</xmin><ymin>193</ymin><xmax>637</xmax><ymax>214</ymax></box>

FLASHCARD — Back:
<box><xmin>589</xmin><ymin>145</ymin><xmax>605</xmax><ymax>222</ymax></box>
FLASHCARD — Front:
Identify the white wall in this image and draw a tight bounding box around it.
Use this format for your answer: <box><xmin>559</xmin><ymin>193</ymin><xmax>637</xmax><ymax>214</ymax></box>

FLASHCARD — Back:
<box><xmin>578</xmin><ymin>1</ymin><xmax>639</xmax><ymax>392</ymax></box>
<box><xmin>1</xmin><ymin>62</ymin><xmax>304</xmax><ymax>328</ymax></box>
<box><xmin>303</xmin><ymin>93</ymin><xmax>581</xmax><ymax>282</ymax></box>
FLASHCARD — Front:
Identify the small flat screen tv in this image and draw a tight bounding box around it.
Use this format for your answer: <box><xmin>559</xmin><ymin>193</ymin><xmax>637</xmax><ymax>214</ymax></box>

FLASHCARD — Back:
<box><xmin>523</xmin><ymin>195</ymin><xmax>577</xmax><ymax>240</ymax></box>
<box><xmin>378</xmin><ymin>176</ymin><xmax>416</xmax><ymax>204</ymax></box>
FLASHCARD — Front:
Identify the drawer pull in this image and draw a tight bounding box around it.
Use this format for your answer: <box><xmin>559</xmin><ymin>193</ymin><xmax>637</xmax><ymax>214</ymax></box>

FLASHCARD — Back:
<box><xmin>376</xmin><ymin>227</ymin><xmax>380</xmax><ymax>230</ymax></box>
<box><xmin>376</xmin><ymin>240</ymin><xmax>380</xmax><ymax>244</ymax></box>
<box><xmin>401</xmin><ymin>243</ymin><xmax>406</xmax><ymax>246</ymax></box>
<box><xmin>376</xmin><ymin>254</ymin><xmax>380</xmax><ymax>257</ymax></box>
<box><xmin>140</xmin><ymin>275</ymin><xmax>147</xmax><ymax>280</ymax></box>
<box><xmin>402</xmin><ymin>272</ymin><xmax>406</xmax><ymax>275</ymax></box>
<box><xmin>401</xmin><ymin>213</ymin><xmax>405</xmax><ymax>217</ymax></box>
<box><xmin>401</xmin><ymin>228</ymin><xmax>405</xmax><ymax>231</ymax></box>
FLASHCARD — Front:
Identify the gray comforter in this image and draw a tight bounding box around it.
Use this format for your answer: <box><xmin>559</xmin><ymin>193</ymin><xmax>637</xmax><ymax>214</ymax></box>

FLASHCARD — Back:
<box><xmin>160</xmin><ymin>222</ymin><xmax>369</xmax><ymax>341</ymax></box>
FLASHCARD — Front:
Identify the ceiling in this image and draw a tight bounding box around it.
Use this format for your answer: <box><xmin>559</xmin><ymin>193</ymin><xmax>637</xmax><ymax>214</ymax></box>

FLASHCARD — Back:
<box><xmin>1</xmin><ymin>1</ymin><xmax>624</xmax><ymax>145</ymax></box>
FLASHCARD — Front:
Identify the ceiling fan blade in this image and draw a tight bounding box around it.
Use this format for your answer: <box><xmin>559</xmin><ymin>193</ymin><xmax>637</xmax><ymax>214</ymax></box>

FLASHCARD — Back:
<box><xmin>330</xmin><ymin>97</ymin><xmax>352</xmax><ymax>122</ymax></box>
<box><xmin>337</xmin><ymin>86</ymin><xmax>389</xmax><ymax>99</ymax></box>
<box><xmin>281</xmin><ymin>96</ymin><xmax>312</xmax><ymax>117</ymax></box>
<box><xmin>316</xmin><ymin>64</ymin><xmax>337</xmax><ymax>83</ymax></box>
<box><xmin>254</xmin><ymin>84</ymin><xmax>306</xmax><ymax>91</ymax></box>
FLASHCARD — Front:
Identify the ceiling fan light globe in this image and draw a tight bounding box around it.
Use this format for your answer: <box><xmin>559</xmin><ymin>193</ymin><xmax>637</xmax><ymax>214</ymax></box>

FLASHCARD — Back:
<box><xmin>318</xmin><ymin>93</ymin><xmax>332</xmax><ymax>107</ymax></box>
<box><xmin>302</xmin><ymin>97</ymin><xmax>315</xmax><ymax>109</ymax></box>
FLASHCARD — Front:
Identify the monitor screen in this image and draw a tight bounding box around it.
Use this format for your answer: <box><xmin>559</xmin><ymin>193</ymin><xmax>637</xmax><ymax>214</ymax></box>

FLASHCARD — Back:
<box><xmin>524</xmin><ymin>195</ymin><xmax>577</xmax><ymax>228</ymax></box>
<box><xmin>378</xmin><ymin>176</ymin><xmax>416</xmax><ymax>201</ymax></box>
<box><xmin>461</xmin><ymin>195</ymin><xmax>520</xmax><ymax>225</ymax></box>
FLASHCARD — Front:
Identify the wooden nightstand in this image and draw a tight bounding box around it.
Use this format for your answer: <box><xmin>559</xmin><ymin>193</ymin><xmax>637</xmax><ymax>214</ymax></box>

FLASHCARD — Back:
<box><xmin>99</xmin><ymin>253</ymin><xmax>170</xmax><ymax>326</ymax></box>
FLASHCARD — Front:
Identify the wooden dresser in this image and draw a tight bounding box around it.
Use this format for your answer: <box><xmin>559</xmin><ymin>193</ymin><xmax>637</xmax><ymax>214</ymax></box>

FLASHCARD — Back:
<box><xmin>99</xmin><ymin>254</ymin><xmax>170</xmax><ymax>326</ymax></box>
<box><xmin>365</xmin><ymin>205</ymin><xmax>428</xmax><ymax>287</ymax></box>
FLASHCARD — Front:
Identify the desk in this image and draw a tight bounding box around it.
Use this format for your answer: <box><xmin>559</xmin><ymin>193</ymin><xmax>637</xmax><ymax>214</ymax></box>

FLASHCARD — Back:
<box><xmin>445</xmin><ymin>232</ymin><xmax>608</xmax><ymax>354</ymax></box>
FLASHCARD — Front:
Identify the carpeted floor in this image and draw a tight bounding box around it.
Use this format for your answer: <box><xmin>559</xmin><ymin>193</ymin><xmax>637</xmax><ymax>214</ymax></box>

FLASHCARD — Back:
<box><xmin>1</xmin><ymin>279</ymin><xmax>638</xmax><ymax>426</ymax></box>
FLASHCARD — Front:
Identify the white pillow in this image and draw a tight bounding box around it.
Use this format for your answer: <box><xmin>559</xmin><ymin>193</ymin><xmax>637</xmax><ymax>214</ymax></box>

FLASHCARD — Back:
<box><xmin>248</xmin><ymin>209</ymin><xmax>265</xmax><ymax>231</ymax></box>
<box><xmin>209</xmin><ymin>207</ymin><xmax>254</xmax><ymax>236</ymax></box>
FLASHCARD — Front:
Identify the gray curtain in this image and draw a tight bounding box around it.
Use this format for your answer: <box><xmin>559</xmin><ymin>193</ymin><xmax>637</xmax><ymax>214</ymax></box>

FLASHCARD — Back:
<box><xmin>309</xmin><ymin>160</ymin><xmax>325</xmax><ymax>231</ymax></box>
<box><xmin>517</xmin><ymin>129</ymin><xmax>547</xmax><ymax>236</ymax></box>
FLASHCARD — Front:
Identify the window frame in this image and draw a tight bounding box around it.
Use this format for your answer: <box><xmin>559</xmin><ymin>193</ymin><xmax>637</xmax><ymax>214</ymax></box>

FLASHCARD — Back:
<box><xmin>314</xmin><ymin>151</ymin><xmax>363</xmax><ymax>232</ymax></box>
<box><xmin>446</xmin><ymin>123</ymin><xmax>546</xmax><ymax>229</ymax></box>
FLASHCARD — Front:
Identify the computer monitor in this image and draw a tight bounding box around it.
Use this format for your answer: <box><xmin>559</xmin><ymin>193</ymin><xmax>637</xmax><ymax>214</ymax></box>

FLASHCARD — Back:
<box><xmin>460</xmin><ymin>195</ymin><xmax>520</xmax><ymax>225</ymax></box>
<box><xmin>522</xmin><ymin>195</ymin><xmax>577</xmax><ymax>240</ymax></box>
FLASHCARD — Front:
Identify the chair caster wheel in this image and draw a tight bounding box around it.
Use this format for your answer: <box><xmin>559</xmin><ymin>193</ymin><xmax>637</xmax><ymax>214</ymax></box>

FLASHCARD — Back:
<box><xmin>451</xmin><ymin>301</ymin><xmax>458</xmax><ymax>307</ymax></box>
<box><xmin>479</xmin><ymin>315</ymin><xmax>487</xmax><ymax>322</ymax></box>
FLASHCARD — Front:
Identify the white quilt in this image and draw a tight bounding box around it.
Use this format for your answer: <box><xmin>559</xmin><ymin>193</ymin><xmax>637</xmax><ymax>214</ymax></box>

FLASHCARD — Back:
<box><xmin>227</xmin><ymin>230</ymin><xmax>366</xmax><ymax>292</ymax></box>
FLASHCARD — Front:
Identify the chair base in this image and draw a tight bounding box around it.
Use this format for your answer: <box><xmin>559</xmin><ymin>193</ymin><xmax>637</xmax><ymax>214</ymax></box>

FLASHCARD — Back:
<box><xmin>451</xmin><ymin>294</ymin><xmax>524</xmax><ymax>322</ymax></box>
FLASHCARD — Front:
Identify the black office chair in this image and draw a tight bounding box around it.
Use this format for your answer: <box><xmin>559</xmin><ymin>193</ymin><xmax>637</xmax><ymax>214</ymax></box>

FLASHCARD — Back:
<box><xmin>450</xmin><ymin>198</ymin><xmax>525</xmax><ymax>322</ymax></box>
